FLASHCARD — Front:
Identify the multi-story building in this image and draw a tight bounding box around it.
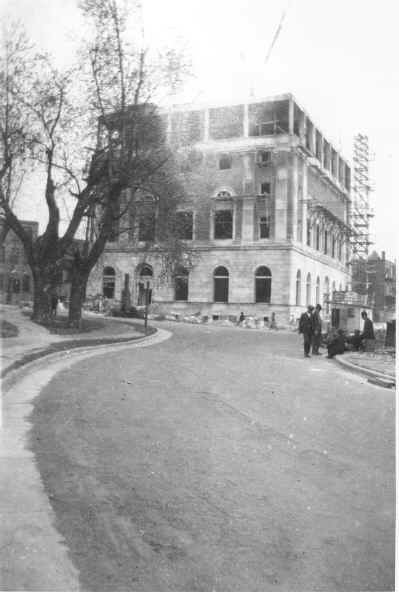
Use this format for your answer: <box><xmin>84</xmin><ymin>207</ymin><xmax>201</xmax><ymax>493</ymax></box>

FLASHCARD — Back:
<box><xmin>87</xmin><ymin>93</ymin><xmax>352</xmax><ymax>324</ymax></box>
<box><xmin>0</xmin><ymin>220</ymin><xmax>38</xmax><ymax>304</ymax></box>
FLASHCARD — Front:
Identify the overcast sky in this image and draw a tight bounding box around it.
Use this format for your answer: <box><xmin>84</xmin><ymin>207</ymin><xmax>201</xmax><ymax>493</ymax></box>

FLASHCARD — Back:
<box><xmin>1</xmin><ymin>0</ymin><xmax>398</xmax><ymax>260</ymax></box>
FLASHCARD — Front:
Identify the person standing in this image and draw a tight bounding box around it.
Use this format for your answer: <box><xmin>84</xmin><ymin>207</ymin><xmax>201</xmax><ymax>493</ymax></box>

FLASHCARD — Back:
<box><xmin>311</xmin><ymin>304</ymin><xmax>323</xmax><ymax>355</ymax></box>
<box><xmin>360</xmin><ymin>311</ymin><xmax>375</xmax><ymax>352</ymax></box>
<box><xmin>299</xmin><ymin>305</ymin><xmax>314</xmax><ymax>358</ymax></box>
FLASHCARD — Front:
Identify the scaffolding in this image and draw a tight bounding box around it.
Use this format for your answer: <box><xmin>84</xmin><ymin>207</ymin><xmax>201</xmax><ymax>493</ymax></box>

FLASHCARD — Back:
<box><xmin>349</xmin><ymin>133</ymin><xmax>374</xmax><ymax>259</ymax></box>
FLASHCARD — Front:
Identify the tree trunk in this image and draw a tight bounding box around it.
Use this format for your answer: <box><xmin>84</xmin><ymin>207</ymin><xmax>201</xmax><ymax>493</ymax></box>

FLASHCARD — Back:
<box><xmin>31</xmin><ymin>271</ymin><xmax>52</xmax><ymax>322</ymax></box>
<box><xmin>68</xmin><ymin>271</ymin><xmax>88</xmax><ymax>328</ymax></box>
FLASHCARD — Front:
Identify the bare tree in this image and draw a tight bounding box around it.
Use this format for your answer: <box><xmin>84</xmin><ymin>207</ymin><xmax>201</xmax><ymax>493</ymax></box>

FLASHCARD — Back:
<box><xmin>0</xmin><ymin>0</ymin><xmax>190</xmax><ymax>325</ymax></box>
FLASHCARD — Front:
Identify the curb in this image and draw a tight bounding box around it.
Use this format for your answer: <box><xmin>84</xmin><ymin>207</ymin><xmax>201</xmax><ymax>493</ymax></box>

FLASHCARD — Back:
<box><xmin>334</xmin><ymin>356</ymin><xmax>396</xmax><ymax>389</ymax></box>
<box><xmin>1</xmin><ymin>327</ymin><xmax>156</xmax><ymax>384</ymax></box>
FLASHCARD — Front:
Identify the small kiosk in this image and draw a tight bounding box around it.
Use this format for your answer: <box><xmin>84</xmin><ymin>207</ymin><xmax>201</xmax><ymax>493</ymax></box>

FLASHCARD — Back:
<box><xmin>329</xmin><ymin>291</ymin><xmax>373</xmax><ymax>333</ymax></box>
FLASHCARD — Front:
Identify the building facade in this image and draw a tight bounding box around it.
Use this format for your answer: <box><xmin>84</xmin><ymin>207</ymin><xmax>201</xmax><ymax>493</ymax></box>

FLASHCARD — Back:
<box><xmin>0</xmin><ymin>220</ymin><xmax>38</xmax><ymax>305</ymax></box>
<box><xmin>352</xmin><ymin>250</ymin><xmax>396</xmax><ymax>322</ymax></box>
<box><xmin>87</xmin><ymin>94</ymin><xmax>352</xmax><ymax>324</ymax></box>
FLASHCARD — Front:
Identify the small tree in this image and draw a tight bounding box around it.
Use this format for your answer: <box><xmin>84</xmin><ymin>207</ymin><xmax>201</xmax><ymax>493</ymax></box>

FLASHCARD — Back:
<box><xmin>0</xmin><ymin>0</ymin><xmax>190</xmax><ymax>325</ymax></box>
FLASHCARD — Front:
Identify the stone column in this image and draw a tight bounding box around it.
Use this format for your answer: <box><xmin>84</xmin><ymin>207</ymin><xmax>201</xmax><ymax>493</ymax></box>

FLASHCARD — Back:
<box><xmin>241</xmin><ymin>196</ymin><xmax>256</xmax><ymax>242</ymax></box>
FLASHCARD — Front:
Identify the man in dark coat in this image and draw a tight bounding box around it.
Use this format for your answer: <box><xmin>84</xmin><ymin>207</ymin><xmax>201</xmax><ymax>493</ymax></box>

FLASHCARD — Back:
<box><xmin>360</xmin><ymin>311</ymin><xmax>375</xmax><ymax>351</ymax></box>
<box><xmin>311</xmin><ymin>304</ymin><xmax>323</xmax><ymax>355</ymax></box>
<box><xmin>299</xmin><ymin>305</ymin><xmax>314</xmax><ymax>358</ymax></box>
<box><xmin>327</xmin><ymin>329</ymin><xmax>346</xmax><ymax>358</ymax></box>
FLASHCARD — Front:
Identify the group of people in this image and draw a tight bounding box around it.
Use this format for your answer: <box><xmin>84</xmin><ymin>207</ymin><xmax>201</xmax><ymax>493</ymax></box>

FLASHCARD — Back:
<box><xmin>299</xmin><ymin>306</ymin><xmax>375</xmax><ymax>359</ymax></box>
<box><xmin>299</xmin><ymin>304</ymin><xmax>324</xmax><ymax>358</ymax></box>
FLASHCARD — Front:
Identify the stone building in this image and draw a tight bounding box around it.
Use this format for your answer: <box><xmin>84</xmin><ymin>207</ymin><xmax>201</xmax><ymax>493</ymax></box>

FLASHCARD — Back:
<box><xmin>0</xmin><ymin>220</ymin><xmax>38</xmax><ymax>304</ymax></box>
<box><xmin>87</xmin><ymin>93</ymin><xmax>352</xmax><ymax>324</ymax></box>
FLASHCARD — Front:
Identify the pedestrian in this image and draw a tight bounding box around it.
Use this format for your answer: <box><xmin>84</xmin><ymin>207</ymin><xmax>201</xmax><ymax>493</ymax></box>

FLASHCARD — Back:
<box><xmin>238</xmin><ymin>311</ymin><xmax>245</xmax><ymax>325</ymax></box>
<box><xmin>327</xmin><ymin>329</ymin><xmax>346</xmax><ymax>358</ymax></box>
<box><xmin>360</xmin><ymin>311</ymin><xmax>375</xmax><ymax>352</ymax></box>
<box><xmin>299</xmin><ymin>305</ymin><xmax>314</xmax><ymax>358</ymax></box>
<box><xmin>311</xmin><ymin>304</ymin><xmax>322</xmax><ymax>355</ymax></box>
<box><xmin>50</xmin><ymin>292</ymin><xmax>59</xmax><ymax>318</ymax></box>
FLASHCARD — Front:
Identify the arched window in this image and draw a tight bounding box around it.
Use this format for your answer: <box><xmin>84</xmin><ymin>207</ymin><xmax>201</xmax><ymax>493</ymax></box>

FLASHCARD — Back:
<box><xmin>339</xmin><ymin>282</ymin><xmax>342</xmax><ymax>291</ymax></box>
<box><xmin>255</xmin><ymin>266</ymin><xmax>272</xmax><ymax>303</ymax></box>
<box><xmin>174</xmin><ymin>266</ymin><xmax>189</xmax><ymax>301</ymax></box>
<box><xmin>103</xmin><ymin>266</ymin><xmax>116</xmax><ymax>298</ymax></box>
<box><xmin>316</xmin><ymin>224</ymin><xmax>320</xmax><ymax>250</ymax></box>
<box><xmin>316</xmin><ymin>276</ymin><xmax>320</xmax><ymax>305</ymax></box>
<box><xmin>306</xmin><ymin>273</ymin><xmax>312</xmax><ymax>305</ymax></box>
<box><xmin>324</xmin><ymin>229</ymin><xmax>328</xmax><ymax>254</ymax></box>
<box><xmin>214</xmin><ymin>266</ymin><xmax>229</xmax><ymax>302</ymax></box>
<box><xmin>296</xmin><ymin>270</ymin><xmax>301</xmax><ymax>305</ymax></box>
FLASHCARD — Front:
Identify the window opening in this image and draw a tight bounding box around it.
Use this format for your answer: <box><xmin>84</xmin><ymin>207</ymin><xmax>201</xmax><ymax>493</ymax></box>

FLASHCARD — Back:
<box><xmin>214</xmin><ymin>210</ymin><xmax>233</xmax><ymax>239</ymax></box>
<box><xmin>175</xmin><ymin>211</ymin><xmax>193</xmax><ymax>240</ymax></box>
<box><xmin>219</xmin><ymin>153</ymin><xmax>232</xmax><ymax>170</ymax></box>
<box><xmin>255</xmin><ymin>266</ymin><xmax>272</xmax><ymax>303</ymax></box>
<box><xmin>103</xmin><ymin>266</ymin><xmax>116</xmax><ymax>298</ymax></box>
<box><xmin>260</xmin><ymin>182</ymin><xmax>271</xmax><ymax>196</ymax></box>
<box><xmin>138</xmin><ymin>212</ymin><xmax>156</xmax><ymax>241</ymax></box>
<box><xmin>174</xmin><ymin>266</ymin><xmax>189</xmax><ymax>301</ymax></box>
<box><xmin>214</xmin><ymin>266</ymin><xmax>229</xmax><ymax>302</ymax></box>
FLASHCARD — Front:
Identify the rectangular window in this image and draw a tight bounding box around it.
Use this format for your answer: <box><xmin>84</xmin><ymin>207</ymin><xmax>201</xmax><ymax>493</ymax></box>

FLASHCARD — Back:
<box><xmin>175</xmin><ymin>211</ymin><xmax>193</xmax><ymax>240</ymax></box>
<box><xmin>259</xmin><ymin>216</ymin><xmax>270</xmax><ymax>239</ymax></box>
<box><xmin>257</xmin><ymin>151</ymin><xmax>272</xmax><ymax>166</ymax></box>
<box><xmin>260</xmin><ymin>182</ymin><xmax>271</xmax><ymax>196</ymax></box>
<box><xmin>139</xmin><ymin>213</ymin><xmax>156</xmax><ymax>241</ymax></box>
<box><xmin>0</xmin><ymin>273</ymin><xmax>4</xmax><ymax>290</ymax></box>
<box><xmin>175</xmin><ymin>276</ymin><xmax>188</xmax><ymax>301</ymax></box>
<box><xmin>219</xmin><ymin>153</ymin><xmax>232</xmax><ymax>170</ymax></box>
<box><xmin>214</xmin><ymin>210</ymin><xmax>233</xmax><ymax>239</ymax></box>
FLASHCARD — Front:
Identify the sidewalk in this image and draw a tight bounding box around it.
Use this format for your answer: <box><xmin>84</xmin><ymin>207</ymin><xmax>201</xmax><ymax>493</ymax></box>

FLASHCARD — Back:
<box><xmin>0</xmin><ymin>305</ymin><xmax>148</xmax><ymax>378</ymax></box>
<box><xmin>334</xmin><ymin>349</ymin><xmax>396</xmax><ymax>388</ymax></box>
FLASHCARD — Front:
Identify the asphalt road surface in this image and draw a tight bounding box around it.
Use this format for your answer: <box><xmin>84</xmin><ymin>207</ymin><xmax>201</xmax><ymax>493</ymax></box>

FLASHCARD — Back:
<box><xmin>29</xmin><ymin>322</ymin><xmax>395</xmax><ymax>592</ymax></box>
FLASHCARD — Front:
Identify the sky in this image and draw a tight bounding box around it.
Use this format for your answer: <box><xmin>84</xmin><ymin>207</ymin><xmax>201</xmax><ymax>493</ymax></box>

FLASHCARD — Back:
<box><xmin>1</xmin><ymin>0</ymin><xmax>398</xmax><ymax>260</ymax></box>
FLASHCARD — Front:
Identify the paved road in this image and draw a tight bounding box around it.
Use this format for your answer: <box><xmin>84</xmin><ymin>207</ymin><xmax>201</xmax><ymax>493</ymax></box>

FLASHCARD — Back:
<box><xmin>29</xmin><ymin>323</ymin><xmax>395</xmax><ymax>592</ymax></box>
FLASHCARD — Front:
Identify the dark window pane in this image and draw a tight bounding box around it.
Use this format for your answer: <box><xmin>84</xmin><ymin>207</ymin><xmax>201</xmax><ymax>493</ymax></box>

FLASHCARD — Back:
<box><xmin>255</xmin><ymin>278</ymin><xmax>271</xmax><ymax>303</ymax></box>
<box><xmin>219</xmin><ymin>154</ymin><xmax>232</xmax><ymax>170</ymax></box>
<box><xmin>139</xmin><ymin>213</ymin><xmax>156</xmax><ymax>241</ymax></box>
<box><xmin>214</xmin><ymin>210</ymin><xmax>232</xmax><ymax>239</ymax></box>
<box><xmin>175</xmin><ymin>211</ymin><xmax>193</xmax><ymax>240</ymax></box>
<box><xmin>214</xmin><ymin>277</ymin><xmax>228</xmax><ymax>302</ymax></box>
<box><xmin>259</xmin><ymin>216</ymin><xmax>270</xmax><ymax>239</ymax></box>
<box><xmin>175</xmin><ymin>276</ymin><xmax>188</xmax><ymax>301</ymax></box>
<box><xmin>260</xmin><ymin>182</ymin><xmax>271</xmax><ymax>195</ymax></box>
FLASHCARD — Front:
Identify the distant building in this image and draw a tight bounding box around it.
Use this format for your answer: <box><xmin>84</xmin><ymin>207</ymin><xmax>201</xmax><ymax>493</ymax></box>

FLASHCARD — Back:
<box><xmin>0</xmin><ymin>220</ymin><xmax>38</xmax><ymax>304</ymax></box>
<box><xmin>352</xmin><ymin>250</ymin><xmax>396</xmax><ymax>322</ymax></box>
<box><xmin>87</xmin><ymin>93</ymin><xmax>352</xmax><ymax>323</ymax></box>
